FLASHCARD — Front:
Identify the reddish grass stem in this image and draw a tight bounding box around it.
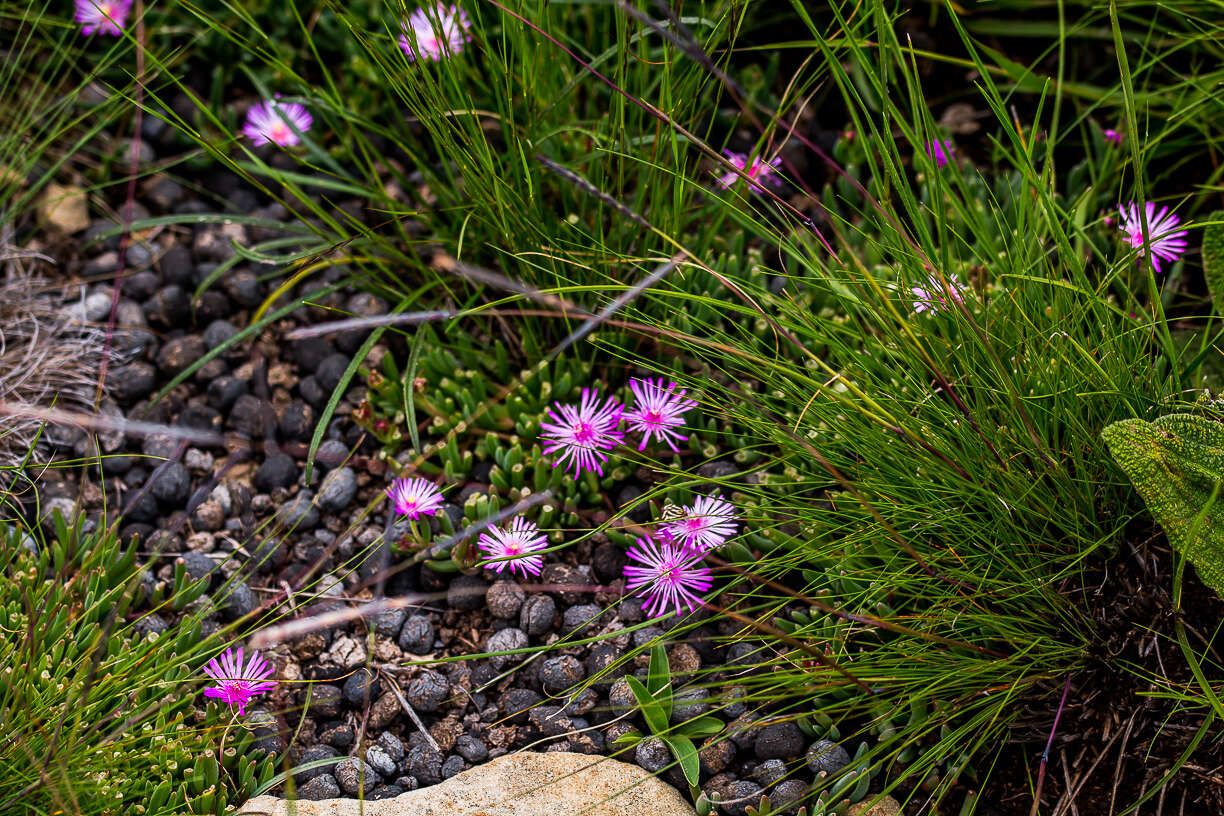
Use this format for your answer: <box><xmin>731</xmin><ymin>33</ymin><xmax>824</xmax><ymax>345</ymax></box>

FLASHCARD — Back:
<box><xmin>1031</xmin><ymin>673</ymin><xmax>1073</xmax><ymax>816</ymax></box>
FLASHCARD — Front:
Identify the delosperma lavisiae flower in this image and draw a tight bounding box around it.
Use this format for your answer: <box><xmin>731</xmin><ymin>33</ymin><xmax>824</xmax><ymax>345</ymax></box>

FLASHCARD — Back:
<box><xmin>399</xmin><ymin>3</ymin><xmax>472</xmax><ymax>62</ymax></box>
<box><xmin>665</xmin><ymin>494</ymin><xmax>738</xmax><ymax>553</ymax></box>
<box><xmin>1103</xmin><ymin>128</ymin><xmax>1123</xmax><ymax>145</ymax></box>
<box><xmin>202</xmin><ymin>646</ymin><xmax>277</xmax><ymax>716</ymax></box>
<box><xmin>911</xmin><ymin>273</ymin><xmax>966</xmax><ymax>314</ymax></box>
<box><xmin>75</xmin><ymin>0</ymin><xmax>131</xmax><ymax>35</ymax></box>
<box><xmin>478</xmin><ymin>515</ymin><xmax>548</xmax><ymax>577</ymax></box>
<box><xmin>539</xmin><ymin>387</ymin><xmax>624</xmax><ymax>478</ymax></box>
<box><xmin>386</xmin><ymin>476</ymin><xmax>445</xmax><ymax>520</ymax></box>
<box><xmin>624</xmin><ymin>377</ymin><xmax>698</xmax><ymax>452</ymax></box>
<box><xmin>1118</xmin><ymin>202</ymin><xmax>1188</xmax><ymax>275</ymax></box>
<box><xmin>717</xmin><ymin>150</ymin><xmax>782</xmax><ymax>192</ymax></box>
<box><xmin>242</xmin><ymin>99</ymin><xmax>313</xmax><ymax>147</ymax></box>
<box><xmin>623</xmin><ymin>533</ymin><xmax>713</xmax><ymax>618</ymax></box>
<box><xmin>925</xmin><ymin>139</ymin><xmax>954</xmax><ymax>169</ymax></box>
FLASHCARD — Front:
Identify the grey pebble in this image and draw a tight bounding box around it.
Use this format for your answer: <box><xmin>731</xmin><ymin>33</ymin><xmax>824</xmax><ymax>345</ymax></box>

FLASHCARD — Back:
<box><xmin>297</xmin><ymin>773</ymin><xmax>340</xmax><ymax>801</ymax></box>
<box><xmin>538</xmin><ymin>655</ymin><xmax>584</xmax><ymax>695</ymax></box>
<box><xmin>405</xmin><ymin>670</ymin><xmax>449</xmax><ymax>713</ymax></box>
<box><xmin>441</xmin><ymin>754</ymin><xmax>466</xmax><ymax>779</ymax></box>
<box><xmin>334</xmin><ymin>757</ymin><xmax>381</xmax><ymax>796</ymax></box>
<box><xmin>316</xmin><ymin>467</ymin><xmax>357</xmax><ymax>513</ymax></box>
<box><xmin>519</xmin><ymin>594</ymin><xmax>556</xmax><ymax>636</ymax></box>
<box><xmin>755</xmin><ymin>722</ymin><xmax>806</xmax><ymax>760</ymax></box>
<box><xmin>454</xmin><ymin>734</ymin><xmax>488</xmax><ymax>763</ymax></box>
<box><xmin>635</xmin><ymin>737</ymin><xmax>671</xmax><ymax>773</ymax></box>
<box><xmin>487</xmin><ymin>580</ymin><xmax>525</xmax><ymax>620</ymax></box>
<box><xmin>485</xmin><ymin>627</ymin><xmax>528</xmax><ymax>671</ymax></box>
<box><xmin>805</xmin><ymin>739</ymin><xmax>851</xmax><ymax>775</ymax></box>
<box><xmin>397</xmin><ymin>614</ymin><xmax>434</xmax><ymax>655</ymax></box>
<box><xmin>365</xmin><ymin>744</ymin><xmax>398</xmax><ymax>778</ymax></box>
<box><xmin>277</xmin><ymin>491</ymin><xmax>319</xmax><ymax>530</ymax></box>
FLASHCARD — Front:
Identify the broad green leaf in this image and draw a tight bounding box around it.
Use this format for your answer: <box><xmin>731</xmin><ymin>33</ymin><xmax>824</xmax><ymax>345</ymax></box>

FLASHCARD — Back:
<box><xmin>647</xmin><ymin>643</ymin><xmax>669</xmax><ymax>695</ymax></box>
<box><xmin>625</xmin><ymin>675</ymin><xmax>669</xmax><ymax>737</ymax></box>
<box><xmin>1203</xmin><ymin>211</ymin><xmax>1224</xmax><ymax>314</ymax></box>
<box><xmin>1102</xmin><ymin>414</ymin><xmax>1224</xmax><ymax>596</ymax></box>
<box><xmin>664</xmin><ymin>735</ymin><xmax>700</xmax><ymax>786</ymax></box>
<box><xmin>682</xmin><ymin>717</ymin><xmax>726</xmax><ymax>738</ymax></box>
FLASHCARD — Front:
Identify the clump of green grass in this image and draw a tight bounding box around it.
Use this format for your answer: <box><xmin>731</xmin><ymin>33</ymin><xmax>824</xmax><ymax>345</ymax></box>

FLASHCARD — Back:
<box><xmin>0</xmin><ymin>514</ymin><xmax>276</xmax><ymax>815</ymax></box>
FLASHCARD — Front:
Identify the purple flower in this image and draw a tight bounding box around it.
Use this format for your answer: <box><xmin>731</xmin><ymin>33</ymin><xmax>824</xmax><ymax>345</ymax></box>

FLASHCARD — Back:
<box><xmin>925</xmin><ymin>139</ymin><xmax>954</xmax><ymax>169</ymax></box>
<box><xmin>665</xmin><ymin>494</ymin><xmax>738</xmax><ymax>553</ymax></box>
<box><xmin>399</xmin><ymin>3</ymin><xmax>473</xmax><ymax>62</ymax></box>
<box><xmin>539</xmin><ymin>387</ymin><xmax>624</xmax><ymax>478</ymax></box>
<box><xmin>477</xmin><ymin>515</ymin><xmax>547</xmax><ymax>577</ymax></box>
<box><xmin>242</xmin><ymin>98</ymin><xmax>312</xmax><ymax>147</ymax></box>
<box><xmin>202</xmin><ymin>647</ymin><xmax>277</xmax><ymax>716</ymax></box>
<box><xmin>1118</xmin><ymin>201</ymin><xmax>1188</xmax><ymax>275</ymax></box>
<box><xmin>75</xmin><ymin>0</ymin><xmax>131</xmax><ymax>36</ymax></box>
<box><xmin>386</xmin><ymin>476</ymin><xmax>445</xmax><ymax>520</ymax></box>
<box><xmin>911</xmin><ymin>273</ymin><xmax>966</xmax><ymax>314</ymax></box>
<box><xmin>623</xmin><ymin>533</ymin><xmax>713</xmax><ymax>618</ymax></box>
<box><xmin>624</xmin><ymin>378</ymin><xmax>698</xmax><ymax>452</ymax></box>
<box><xmin>1103</xmin><ymin>128</ymin><xmax>1123</xmax><ymax>145</ymax></box>
<box><xmin>717</xmin><ymin>151</ymin><xmax>782</xmax><ymax>192</ymax></box>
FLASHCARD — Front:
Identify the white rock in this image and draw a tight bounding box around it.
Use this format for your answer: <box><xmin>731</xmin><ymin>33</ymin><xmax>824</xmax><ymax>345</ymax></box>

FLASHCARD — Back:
<box><xmin>237</xmin><ymin>751</ymin><xmax>696</xmax><ymax>816</ymax></box>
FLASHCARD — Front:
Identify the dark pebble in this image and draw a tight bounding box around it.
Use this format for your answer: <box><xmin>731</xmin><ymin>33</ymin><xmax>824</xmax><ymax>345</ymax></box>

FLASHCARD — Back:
<box><xmin>125</xmin><ymin>269</ymin><xmax>159</xmax><ymax>300</ymax></box>
<box><xmin>374</xmin><ymin>607</ymin><xmax>407</xmax><ymax>639</ymax></box>
<box><xmin>368</xmin><ymin>784</ymin><xmax>403</xmax><ymax>800</ymax></box>
<box><xmin>143</xmin><ymin>285</ymin><xmax>190</xmax><ymax>329</ymax></box>
<box><xmin>519</xmin><ymin>594</ymin><xmax>556</xmax><ymax>636</ymax></box>
<box><xmin>405</xmin><ymin>670</ymin><xmax>449</xmax><ymax>713</ymax></box>
<box><xmin>159</xmin><ymin>246</ymin><xmax>193</xmax><ymax>287</ymax></box>
<box><xmin>111</xmin><ymin>362</ymin><xmax>157</xmax><ymax>404</ymax></box>
<box><xmin>294</xmin><ymin>744</ymin><xmax>339</xmax><ymax>784</ymax></box>
<box><xmin>149</xmin><ymin>462</ymin><xmax>190</xmax><ymax>504</ymax></box>
<box><xmin>499</xmin><ymin>688</ymin><xmax>542</xmax><ymax>725</ymax></box>
<box><xmin>297</xmin><ymin>773</ymin><xmax>341</xmax><ymax>801</ymax></box>
<box><xmin>290</xmin><ymin>337</ymin><xmax>335</xmax><ymax>371</ymax></box>
<box><xmin>805</xmin><ymin>739</ymin><xmax>850</xmax><ymax>775</ymax></box>
<box><xmin>723</xmin><ymin>780</ymin><xmax>765</xmax><ymax>816</ymax></box>
<box><xmin>771</xmin><ymin>779</ymin><xmax>808</xmax><ymax>811</ymax></box>
<box><xmin>485</xmin><ymin>627</ymin><xmax>528</xmax><ymax>671</ymax></box>
<box><xmin>218</xmin><ymin>580</ymin><xmax>258</xmax><ymax>621</ymax></box>
<box><xmin>753</xmin><ymin>758</ymin><xmax>787</xmax><ymax>787</ymax></box>
<box><xmin>177</xmin><ymin>551</ymin><xmax>218</xmax><ymax>583</ymax></box>
<box><xmin>202</xmin><ymin>319</ymin><xmax>238</xmax><ymax>350</ymax></box>
<box><xmin>397</xmin><ymin>614</ymin><xmax>435</xmax><ymax>655</ymax></box>
<box><xmin>254</xmin><ymin>453</ymin><xmax>298</xmax><ymax>492</ymax></box>
<box><xmin>334</xmin><ymin>757</ymin><xmax>381</xmax><ymax>796</ymax></box>
<box><xmin>528</xmin><ymin>705</ymin><xmax>575</xmax><ymax>737</ymax></box>
<box><xmin>539</xmin><ymin>655</ymin><xmax>584</xmax><ymax>695</ymax></box>
<box><xmin>178</xmin><ymin>403</ymin><xmax>222</xmax><ymax>435</ymax></box>
<box><xmin>318</xmin><ymin>723</ymin><xmax>355</xmax><ymax>750</ymax></box>
<box><xmin>635</xmin><ymin>737</ymin><xmax>671</xmax><ymax>773</ymax></box>
<box><xmin>585</xmin><ymin>642</ymin><xmax>623</xmax><ymax>686</ymax></box>
<box><xmin>317</xmin><ymin>353</ymin><xmax>351</xmax><ymax>392</ymax></box>
<box><xmin>440</xmin><ymin>755</ymin><xmax>466</xmax><ymax>779</ymax></box>
<box><xmin>365</xmin><ymin>744</ymin><xmax>398</xmax><ymax>778</ymax></box>
<box><xmin>755</xmin><ymin>722</ymin><xmax>806</xmax><ymax>760</ymax></box>
<box><xmin>342</xmin><ymin>667</ymin><xmax>381</xmax><ymax>707</ymax></box>
<box><xmin>316</xmin><ymin>467</ymin><xmax>357</xmax><ymax>513</ymax></box>
<box><xmin>455</xmin><ymin>734</ymin><xmax>488</xmax><ymax>763</ymax></box>
<box><xmin>307</xmin><ymin>685</ymin><xmax>343</xmax><ymax>719</ymax></box>
<box><xmin>487</xmin><ymin>580</ymin><xmax>525</xmax><ymax>620</ymax></box>
<box><xmin>406</xmin><ymin>745</ymin><xmax>443</xmax><ymax>786</ymax></box>
<box><xmin>299</xmin><ymin>375</ymin><xmax>328</xmax><ymax>410</ymax></box>
<box><xmin>224</xmin><ymin>269</ymin><xmax>262</xmax><ymax>307</ymax></box>
<box><xmin>378</xmin><ymin>731</ymin><xmax>405</xmax><ymax>762</ymax></box>
<box><xmin>562</xmin><ymin>603</ymin><xmax>603</xmax><ymax>636</ymax></box>
<box><xmin>277</xmin><ymin>491</ymin><xmax>319</xmax><ymax>530</ymax></box>
<box><xmin>616</xmin><ymin>484</ymin><xmax>652</xmax><ymax>523</ymax></box>
<box><xmin>279</xmin><ymin>400</ymin><xmax>316</xmax><ymax>441</ymax></box>
<box><xmin>314</xmin><ymin>439</ymin><xmax>349</xmax><ymax>470</ymax></box>
<box><xmin>447</xmin><ymin>573</ymin><xmax>487</xmax><ymax>611</ymax></box>
<box><xmin>591</xmin><ymin>541</ymin><xmax>628</xmax><ymax>582</ymax></box>
<box><xmin>228</xmin><ymin>394</ymin><xmax>272</xmax><ymax>437</ymax></box>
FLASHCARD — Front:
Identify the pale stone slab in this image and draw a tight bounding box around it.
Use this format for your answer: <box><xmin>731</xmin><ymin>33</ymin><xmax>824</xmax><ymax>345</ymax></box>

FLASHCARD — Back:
<box><xmin>236</xmin><ymin>751</ymin><xmax>697</xmax><ymax>816</ymax></box>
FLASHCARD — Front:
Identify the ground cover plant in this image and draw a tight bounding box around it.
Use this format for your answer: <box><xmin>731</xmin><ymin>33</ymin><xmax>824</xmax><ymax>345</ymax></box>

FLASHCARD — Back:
<box><xmin>2</xmin><ymin>0</ymin><xmax>1224</xmax><ymax>814</ymax></box>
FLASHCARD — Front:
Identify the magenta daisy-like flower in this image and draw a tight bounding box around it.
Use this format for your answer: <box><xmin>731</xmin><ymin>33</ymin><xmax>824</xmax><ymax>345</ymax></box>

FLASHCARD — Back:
<box><xmin>925</xmin><ymin>139</ymin><xmax>954</xmax><ymax>169</ymax></box>
<box><xmin>399</xmin><ymin>3</ymin><xmax>473</xmax><ymax>62</ymax></box>
<box><xmin>75</xmin><ymin>0</ymin><xmax>131</xmax><ymax>36</ymax></box>
<box><xmin>624</xmin><ymin>533</ymin><xmax>713</xmax><ymax>618</ymax></box>
<box><xmin>386</xmin><ymin>476</ymin><xmax>445</xmax><ymax>520</ymax></box>
<box><xmin>539</xmin><ymin>387</ymin><xmax>625</xmax><ymax>478</ymax></box>
<box><xmin>624</xmin><ymin>378</ymin><xmax>698</xmax><ymax>452</ymax></box>
<box><xmin>202</xmin><ymin>646</ymin><xmax>277</xmax><ymax>716</ymax></box>
<box><xmin>477</xmin><ymin>515</ymin><xmax>547</xmax><ymax>577</ymax></box>
<box><xmin>665</xmin><ymin>494</ymin><xmax>738</xmax><ymax>553</ymax></box>
<box><xmin>1103</xmin><ymin>128</ymin><xmax>1123</xmax><ymax>146</ymax></box>
<box><xmin>242</xmin><ymin>98</ymin><xmax>313</xmax><ymax>148</ymax></box>
<box><xmin>1118</xmin><ymin>201</ymin><xmax>1188</xmax><ymax>275</ymax></box>
<box><xmin>911</xmin><ymin>272</ymin><xmax>966</xmax><ymax>314</ymax></box>
<box><xmin>717</xmin><ymin>150</ymin><xmax>782</xmax><ymax>192</ymax></box>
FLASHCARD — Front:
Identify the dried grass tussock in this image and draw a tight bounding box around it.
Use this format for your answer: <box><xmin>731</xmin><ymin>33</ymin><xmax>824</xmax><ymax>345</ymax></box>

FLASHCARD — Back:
<box><xmin>0</xmin><ymin>225</ymin><xmax>110</xmax><ymax>469</ymax></box>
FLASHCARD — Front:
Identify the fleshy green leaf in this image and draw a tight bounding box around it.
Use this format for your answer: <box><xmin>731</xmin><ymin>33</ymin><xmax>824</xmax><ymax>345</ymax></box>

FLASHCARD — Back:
<box><xmin>625</xmin><ymin>675</ymin><xmax>670</xmax><ymax>737</ymax></box>
<box><xmin>1102</xmin><ymin>414</ymin><xmax>1224</xmax><ymax>595</ymax></box>
<box><xmin>664</xmin><ymin>735</ymin><xmax>701</xmax><ymax>786</ymax></box>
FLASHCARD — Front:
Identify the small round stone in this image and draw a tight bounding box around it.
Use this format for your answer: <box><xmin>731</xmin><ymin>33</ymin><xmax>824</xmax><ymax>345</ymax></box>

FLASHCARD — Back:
<box><xmin>378</xmin><ymin>731</ymin><xmax>405</xmax><ymax>762</ymax></box>
<box><xmin>441</xmin><ymin>754</ymin><xmax>466</xmax><ymax>779</ymax></box>
<box><xmin>277</xmin><ymin>491</ymin><xmax>319</xmax><ymax>530</ymax></box>
<box><xmin>753</xmin><ymin>758</ymin><xmax>787</xmax><ymax>787</ymax></box>
<box><xmin>407</xmin><ymin>745</ymin><xmax>444</xmax><ymax>786</ymax></box>
<box><xmin>374</xmin><ymin>607</ymin><xmax>407</xmax><ymax>639</ymax></box>
<box><xmin>398</xmin><ymin>614</ymin><xmax>435</xmax><ymax>655</ymax></box>
<box><xmin>485</xmin><ymin>627</ymin><xmax>528</xmax><ymax>671</ymax></box>
<box><xmin>538</xmin><ymin>655</ymin><xmax>585</xmax><ymax>695</ymax></box>
<box><xmin>608</xmin><ymin>678</ymin><xmax>636</xmax><ymax>716</ymax></box>
<box><xmin>771</xmin><ymin>779</ymin><xmax>808</xmax><ymax>811</ymax></box>
<box><xmin>635</xmin><ymin>737</ymin><xmax>671</xmax><ymax>773</ymax></box>
<box><xmin>455</xmin><ymin>734</ymin><xmax>488</xmax><ymax>763</ymax></box>
<box><xmin>334</xmin><ymin>757</ymin><xmax>381</xmax><ymax>796</ymax></box>
<box><xmin>307</xmin><ymin>684</ymin><xmax>343</xmax><ymax>718</ymax></box>
<box><xmin>342</xmin><ymin>667</ymin><xmax>381</xmax><ymax>707</ymax></box>
<box><xmin>294</xmin><ymin>744</ymin><xmax>339</xmax><ymax>784</ymax></box>
<box><xmin>562</xmin><ymin>603</ymin><xmax>602</xmax><ymax>636</ymax></box>
<box><xmin>499</xmin><ymin>687</ymin><xmax>542</xmax><ymax>725</ymax></box>
<box><xmin>297</xmin><ymin>773</ymin><xmax>341</xmax><ymax>801</ymax></box>
<box><xmin>585</xmin><ymin>642</ymin><xmax>624</xmax><ymax>686</ymax></box>
<box><xmin>365</xmin><ymin>744</ymin><xmax>397</xmax><ymax>778</ymax></box>
<box><xmin>487</xmin><ymin>580</ymin><xmax>525</xmax><ymax>620</ymax></box>
<box><xmin>405</xmin><ymin>670</ymin><xmax>449</xmax><ymax>713</ymax></box>
<box><xmin>519</xmin><ymin>594</ymin><xmax>556</xmax><ymax>636</ymax></box>
<box><xmin>315</xmin><ymin>439</ymin><xmax>349</xmax><ymax>470</ymax></box>
<box><xmin>699</xmin><ymin>739</ymin><xmax>736</xmax><ymax>776</ymax></box>
<box><xmin>805</xmin><ymin>739</ymin><xmax>851</xmax><ymax>775</ymax></box>
<box><xmin>755</xmin><ymin>722</ymin><xmax>806</xmax><ymax>760</ymax></box>
<box><xmin>149</xmin><ymin>462</ymin><xmax>191</xmax><ymax>505</ymax></box>
<box><xmin>254</xmin><ymin>453</ymin><xmax>298</xmax><ymax>492</ymax></box>
<box><xmin>723</xmin><ymin>780</ymin><xmax>765</xmax><ymax>816</ymax></box>
<box><xmin>447</xmin><ymin>573</ymin><xmax>487</xmax><ymax>611</ymax></box>
<box><xmin>670</xmin><ymin>688</ymin><xmax>710</xmax><ymax>723</ymax></box>
<box><xmin>316</xmin><ymin>467</ymin><xmax>357</xmax><ymax>513</ymax></box>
